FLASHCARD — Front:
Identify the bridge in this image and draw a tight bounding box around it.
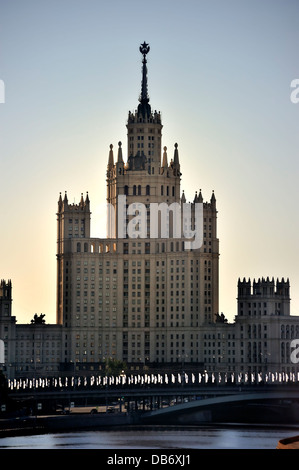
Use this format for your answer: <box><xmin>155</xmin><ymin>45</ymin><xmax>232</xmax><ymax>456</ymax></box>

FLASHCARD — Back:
<box><xmin>140</xmin><ymin>390</ymin><xmax>299</xmax><ymax>425</ymax></box>
<box><xmin>3</xmin><ymin>371</ymin><xmax>299</xmax><ymax>424</ymax></box>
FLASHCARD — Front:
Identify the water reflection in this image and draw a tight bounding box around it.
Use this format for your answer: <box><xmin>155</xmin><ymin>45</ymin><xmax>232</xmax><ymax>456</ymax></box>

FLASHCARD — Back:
<box><xmin>0</xmin><ymin>426</ymin><xmax>297</xmax><ymax>449</ymax></box>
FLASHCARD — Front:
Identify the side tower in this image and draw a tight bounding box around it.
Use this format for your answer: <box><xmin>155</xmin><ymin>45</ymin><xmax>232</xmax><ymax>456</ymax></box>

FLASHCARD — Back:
<box><xmin>0</xmin><ymin>279</ymin><xmax>12</xmax><ymax>318</ymax></box>
<box><xmin>237</xmin><ymin>276</ymin><xmax>290</xmax><ymax>317</ymax></box>
<box><xmin>56</xmin><ymin>192</ymin><xmax>91</xmax><ymax>325</ymax></box>
<box><xmin>0</xmin><ymin>280</ymin><xmax>16</xmax><ymax>373</ymax></box>
<box><xmin>236</xmin><ymin>277</ymin><xmax>294</xmax><ymax>375</ymax></box>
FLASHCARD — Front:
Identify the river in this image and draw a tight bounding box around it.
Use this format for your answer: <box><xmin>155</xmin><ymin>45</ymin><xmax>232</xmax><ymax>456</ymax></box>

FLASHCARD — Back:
<box><xmin>0</xmin><ymin>425</ymin><xmax>297</xmax><ymax>449</ymax></box>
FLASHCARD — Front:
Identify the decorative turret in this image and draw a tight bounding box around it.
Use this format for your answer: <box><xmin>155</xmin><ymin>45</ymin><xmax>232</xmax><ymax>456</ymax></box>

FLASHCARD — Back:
<box><xmin>238</xmin><ymin>277</ymin><xmax>251</xmax><ymax>297</ymax></box>
<box><xmin>85</xmin><ymin>191</ymin><xmax>90</xmax><ymax>208</ymax></box>
<box><xmin>277</xmin><ymin>277</ymin><xmax>290</xmax><ymax>297</ymax></box>
<box><xmin>117</xmin><ymin>141</ymin><xmax>124</xmax><ymax>164</ymax></box>
<box><xmin>80</xmin><ymin>193</ymin><xmax>84</xmax><ymax>207</ymax></box>
<box><xmin>162</xmin><ymin>146</ymin><xmax>168</xmax><ymax>169</ymax></box>
<box><xmin>115</xmin><ymin>141</ymin><xmax>124</xmax><ymax>175</ymax></box>
<box><xmin>173</xmin><ymin>143</ymin><xmax>180</xmax><ymax>167</ymax></box>
<box><xmin>210</xmin><ymin>190</ymin><xmax>216</xmax><ymax>207</ymax></box>
<box><xmin>107</xmin><ymin>144</ymin><xmax>114</xmax><ymax>170</ymax></box>
<box><xmin>58</xmin><ymin>192</ymin><xmax>63</xmax><ymax>211</ymax></box>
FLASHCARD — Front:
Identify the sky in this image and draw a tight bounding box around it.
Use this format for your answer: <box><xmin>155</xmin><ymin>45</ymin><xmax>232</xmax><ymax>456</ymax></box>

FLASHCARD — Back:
<box><xmin>0</xmin><ymin>0</ymin><xmax>298</xmax><ymax>324</ymax></box>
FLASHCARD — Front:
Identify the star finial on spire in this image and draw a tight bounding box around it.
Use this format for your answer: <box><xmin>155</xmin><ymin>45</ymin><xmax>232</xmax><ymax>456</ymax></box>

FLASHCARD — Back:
<box><xmin>139</xmin><ymin>42</ymin><xmax>151</xmax><ymax>112</ymax></box>
<box><xmin>139</xmin><ymin>41</ymin><xmax>150</xmax><ymax>57</ymax></box>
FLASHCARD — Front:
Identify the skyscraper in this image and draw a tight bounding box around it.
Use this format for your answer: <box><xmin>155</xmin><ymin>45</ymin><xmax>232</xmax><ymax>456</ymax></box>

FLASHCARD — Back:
<box><xmin>56</xmin><ymin>42</ymin><xmax>219</xmax><ymax>369</ymax></box>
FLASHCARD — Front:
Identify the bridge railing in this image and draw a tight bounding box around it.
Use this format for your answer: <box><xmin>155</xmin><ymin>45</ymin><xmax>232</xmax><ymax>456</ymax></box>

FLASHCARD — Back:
<box><xmin>7</xmin><ymin>371</ymin><xmax>299</xmax><ymax>393</ymax></box>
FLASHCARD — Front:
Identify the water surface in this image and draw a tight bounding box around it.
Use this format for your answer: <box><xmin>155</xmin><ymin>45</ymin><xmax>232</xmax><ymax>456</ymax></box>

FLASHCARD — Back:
<box><xmin>0</xmin><ymin>425</ymin><xmax>296</xmax><ymax>449</ymax></box>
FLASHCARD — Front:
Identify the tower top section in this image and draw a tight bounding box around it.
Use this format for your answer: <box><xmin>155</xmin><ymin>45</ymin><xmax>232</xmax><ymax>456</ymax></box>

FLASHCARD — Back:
<box><xmin>57</xmin><ymin>191</ymin><xmax>90</xmax><ymax>214</ymax></box>
<box><xmin>0</xmin><ymin>279</ymin><xmax>12</xmax><ymax>300</ymax></box>
<box><xmin>128</xmin><ymin>41</ymin><xmax>161</xmax><ymax>125</ymax></box>
<box><xmin>238</xmin><ymin>277</ymin><xmax>290</xmax><ymax>298</ymax></box>
<box><xmin>138</xmin><ymin>41</ymin><xmax>151</xmax><ymax>119</ymax></box>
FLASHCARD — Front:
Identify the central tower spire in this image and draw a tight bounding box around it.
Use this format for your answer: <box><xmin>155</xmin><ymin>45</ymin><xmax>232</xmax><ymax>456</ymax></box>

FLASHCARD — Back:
<box><xmin>138</xmin><ymin>41</ymin><xmax>151</xmax><ymax>119</ymax></box>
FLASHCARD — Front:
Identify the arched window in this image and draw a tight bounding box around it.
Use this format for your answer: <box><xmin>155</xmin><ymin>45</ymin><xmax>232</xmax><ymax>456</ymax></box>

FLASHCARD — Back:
<box><xmin>84</xmin><ymin>243</ymin><xmax>88</xmax><ymax>253</ymax></box>
<box><xmin>124</xmin><ymin>185</ymin><xmax>129</xmax><ymax>196</ymax></box>
<box><xmin>138</xmin><ymin>185</ymin><xmax>141</xmax><ymax>195</ymax></box>
<box><xmin>146</xmin><ymin>185</ymin><xmax>150</xmax><ymax>195</ymax></box>
<box><xmin>133</xmin><ymin>185</ymin><xmax>137</xmax><ymax>196</ymax></box>
<box><xmin>77</xmin><ymin>243</ymin><xmax>81</xmax><ymax>253</ymax></box>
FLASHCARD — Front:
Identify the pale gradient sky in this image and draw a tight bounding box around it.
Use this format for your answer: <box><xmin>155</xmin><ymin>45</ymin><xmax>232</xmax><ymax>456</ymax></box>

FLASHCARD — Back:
<box><xmin>0</xmin><ymin>0</ymin><xmax>298</xmax><ymax>324</ymax></box>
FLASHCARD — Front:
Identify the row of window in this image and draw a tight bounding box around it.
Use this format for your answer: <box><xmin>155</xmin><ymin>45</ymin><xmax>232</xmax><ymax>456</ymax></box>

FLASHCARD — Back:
<box><xmin>123</xmin><ymin>185</ymin><xmax>176</xmax><ymax>197</ymax></box>
<box><xmin>129</xmin><ymin>135</ymin><xmax>155</xmax><ymax>141</ymax></box>
<box><xmin>281</xmin><ymin>324</ymin><xmax>299</xmax><ymax>339</ymax></box>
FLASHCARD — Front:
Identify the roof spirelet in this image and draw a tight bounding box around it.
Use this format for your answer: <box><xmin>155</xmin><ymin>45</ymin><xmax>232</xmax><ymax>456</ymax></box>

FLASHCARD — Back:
<box><xmin>117</xmin><ymin>141</ymin><xmax>124</xmax><ymax>164</ymax></box>
<box><xmin>162</xmin><ymin>146</ymin><xmax>168</xmax><ymax>168</ymax></box>
<box><xmin>108</xmin><ymin>144</ymin><xmax>114</xmax><ymax>169</ymax></box>
<box><xmin>173</xmin><ymin>143</ymin><xmax>180</xmax><ymax>166</ymax></box>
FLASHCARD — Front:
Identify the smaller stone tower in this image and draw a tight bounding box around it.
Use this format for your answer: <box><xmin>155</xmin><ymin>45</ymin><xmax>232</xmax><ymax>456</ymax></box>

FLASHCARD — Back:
<box><xmin>56</xmin><ymin>192</ymin><xmax>91</xmax><ymax>325</ymax></box>
<box><xmin>237</xmin><ymin>277</ymin><xmax>290</xmax><ymax>316</ymax></box>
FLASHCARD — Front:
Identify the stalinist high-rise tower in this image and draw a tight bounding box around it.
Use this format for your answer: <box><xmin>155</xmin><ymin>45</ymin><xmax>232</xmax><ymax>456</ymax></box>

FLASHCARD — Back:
<box><xmin>56</xmin><ymin>43</ymin><xmax>219</xmax><ymax>369</ymax></box>
<box><xmin>2</xmin><ymin>44</ymin><xmax>298</xmax><ymax>382</ymax></box>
